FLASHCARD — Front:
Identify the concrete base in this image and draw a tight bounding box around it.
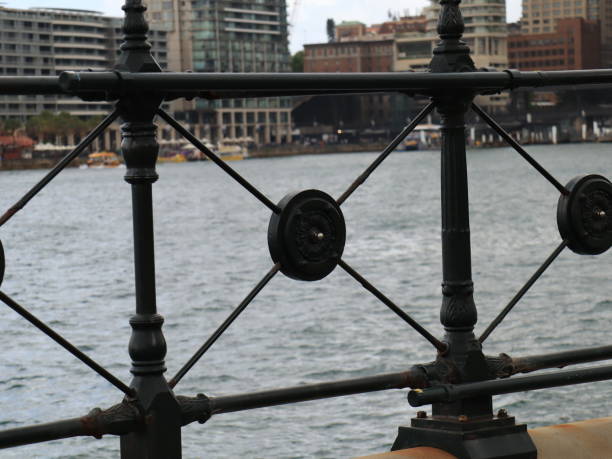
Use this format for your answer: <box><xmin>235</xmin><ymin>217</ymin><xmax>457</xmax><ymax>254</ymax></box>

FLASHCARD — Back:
<box><xmin>356</xmin><ymin>417</ymin><xmax>612</xmax><ymax>459</ymax></box>
<box><xmin>530</xmin><ymin>416</ymin><xmax>612</xmax><ymax>459</ymax></box>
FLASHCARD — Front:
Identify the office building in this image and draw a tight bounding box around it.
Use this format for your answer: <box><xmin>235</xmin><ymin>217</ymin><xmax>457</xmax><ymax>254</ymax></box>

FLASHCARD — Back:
<box><xmin>509</xmin><ymin>17</ymin><xmax>601</xmax><ymax>70</ymax></box>
<box><xmin>146</xmin><ymin>0</ymin><xmax>292</xmax><ymax>145</ymax></box>
<box><xmin>393</xmin><ymin>1</ymin><xmax>508</xmax><ymax>108</ymax></box>
<box><xmin>395</xmin><ymin>0</ymin><xmax>508</xmax><ymax>73</ymax></box>
<box><xmin>521</xmin><ymin>0</ymin><xmax>612</xmax><ymax>66</ymax></box>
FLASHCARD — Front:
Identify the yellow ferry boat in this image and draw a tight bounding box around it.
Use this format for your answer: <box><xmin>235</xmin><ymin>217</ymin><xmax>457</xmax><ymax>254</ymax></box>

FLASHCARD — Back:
<box><xmin>86</xmin><ymin>152</ymin><xmax>122</xmax><ymax>168</ymax></box>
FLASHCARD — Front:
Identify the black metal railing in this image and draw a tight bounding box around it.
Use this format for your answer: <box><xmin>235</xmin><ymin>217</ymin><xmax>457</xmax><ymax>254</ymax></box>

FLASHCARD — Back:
<box><xmin>0</xmin><ymin>1</ymin><xmax>611</xmax><ymax>458</ymax></box>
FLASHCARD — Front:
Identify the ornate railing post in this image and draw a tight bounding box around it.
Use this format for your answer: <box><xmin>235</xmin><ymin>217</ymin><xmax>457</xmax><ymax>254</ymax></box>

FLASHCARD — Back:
<box><xmin>392</xmin><ymin>2</ymin><xmax>536</xmax><ymax>457</ymax></box>
<box><xmin>116</xmin><ymin>1</ymin><xmax>182</xmax><ymax>457</ymax></box>
<box><xmin>431</xmin><ymin>0</ymin><xmax>488</xmax><ymax>420</ymax></box>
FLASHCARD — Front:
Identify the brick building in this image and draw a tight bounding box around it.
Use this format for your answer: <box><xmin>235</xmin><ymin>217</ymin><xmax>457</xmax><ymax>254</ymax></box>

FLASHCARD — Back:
<box><xmin>300</xmin><ymin>25</ymin><xmax>399</xmax><ymax>140</ymax></box>
<box><xmin>334</xmin><ymin>21</ymin><xmax>367</xmax><ymax>41</ymax></box>
<box><xmin>521</xmin><ymin>0</ymin><xmax>612</xmax><ymax>67</ymax></box>
<box><xmin>303</xmin><ymin>39</ymin><xmax>395</xmax><ymax>73</ymax></box>
<box><xmin>509</xmin><ymin>17</ymin><xmax>601</xmax><ymax>70</ymax></box>
<box><xmin>376</xmin><ymin>16</ymin><xmax>427</xmax><ymax>35</ymax></box>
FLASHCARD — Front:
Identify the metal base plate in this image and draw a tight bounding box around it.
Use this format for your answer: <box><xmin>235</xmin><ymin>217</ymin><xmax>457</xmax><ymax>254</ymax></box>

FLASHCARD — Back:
<box><xmin>392</xmin><ymin>416</ymin><xmax>536</xmax><ymax>459</ymax></box>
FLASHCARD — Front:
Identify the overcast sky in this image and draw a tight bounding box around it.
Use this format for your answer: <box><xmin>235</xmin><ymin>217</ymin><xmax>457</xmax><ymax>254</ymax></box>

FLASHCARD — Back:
<box><xmin>5</xmin><ymin>0</ymin><xmax>522</xmax><ymax>53</ymax></box>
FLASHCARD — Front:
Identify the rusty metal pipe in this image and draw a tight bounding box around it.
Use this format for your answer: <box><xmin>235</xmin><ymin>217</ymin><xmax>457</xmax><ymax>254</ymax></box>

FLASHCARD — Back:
<box><xmin>511</xmin><ymin>345</ymin><xmax>612</xmax><ymax>374</ymax></box>
<box><xmin>488</xmin><ymin>345</ymin><xmax>612</xmax><ymax>378</ymax></box>
<box><xmin>209</xmin><ymin>369</ymin><xmax>428</xmax><ymax>415</ymax></box>
<box><xmin>409</xmin><ymin>364</ymin><xmax>612</xmax><ymax>407</ymax></box>
<box><xmin>0</xmin><ymin>418</ymin><xmax>87</xmax><ymax>449</ymax></box>
<box><xmin>0</xmin><ymin>402</ymin><xmax>142</xmax><ymax>449</ymax></box>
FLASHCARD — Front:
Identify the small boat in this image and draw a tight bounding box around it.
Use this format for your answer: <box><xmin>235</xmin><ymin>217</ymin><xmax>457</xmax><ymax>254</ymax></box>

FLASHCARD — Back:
<box><xmin>85</xmin><ymin>152</ymin><xmax>122</xmax><ymax>168</ymax></box>
<box><xmin>400</xmin><ymin>133</ymin><xmax>420</xmax><ymax>151</ymax></box>
<box><xmin>216</xmin><ymin>142</ymin><xmax>246</xmax><ymax>161</ymax></box>
<box><xmin>180</xmin><ymin>140</ymin><xmax>247</xmax><ymax>161</ymax></box>
<box><xmin>158</xmin><ymin>153</ymin><xmax>187</xmax><ymax>163</ymax></box>
<box><xmin>399</xmin><ymin>124</ymin><xmax>441</xmax><ymax>151</ymax></box>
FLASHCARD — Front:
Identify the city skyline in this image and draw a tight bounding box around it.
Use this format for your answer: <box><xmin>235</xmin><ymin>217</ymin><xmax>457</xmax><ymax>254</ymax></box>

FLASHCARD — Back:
<box><xmin>3</xmin><ymin>0</ymin><xmax>522</xmax><ymax>53</ymax></box>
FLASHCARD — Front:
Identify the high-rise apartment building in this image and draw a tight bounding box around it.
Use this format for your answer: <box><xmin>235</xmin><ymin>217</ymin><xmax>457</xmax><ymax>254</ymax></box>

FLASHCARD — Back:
<box><xmin>393</xmin><ymin>0</ymin><xmax>508</xmax><ymax>108</ymax></box>
<box><xmin>146</xmin><ymin>0</ymin><xmax>292</xmax><ymax>145</ymax></box>
<box><xmin>521</xmin><ymin>0</ymin><xmax>612</xmax><ymax>66</ymax></box>
<box><xmin>0</xmin><ymin>7</ymin><xmax>167</xmax><ymax>120</ymax></box>
<box><xmin>395</xmin><ymin>0</ymin><xmax>508</xmax><ymax>72</ymax></box>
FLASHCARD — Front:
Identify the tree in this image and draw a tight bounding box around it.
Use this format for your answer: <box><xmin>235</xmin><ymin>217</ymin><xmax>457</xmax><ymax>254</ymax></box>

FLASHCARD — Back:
<box><xmin>291</xmin><ymin>51</ymin><xmax>304</xmax><ymax>72</ymax></box>
<box><xmin>26</xmin><ymin>111</ymin><xmax>57</xmax><ymax>142</ymax></box>
<box><xmin>0</xmin><ymin>118</ymin><xmax>22</xmax><ymax>135</ymax></box>
<box><xmin>25</xmin><ymin>111</ymin><xmax>100</xmax><ymax>144</ymax></box>
<box><xmin>326</xmin><ymin>18</ymin><xmax>335</xmax><ymax>42</ymax></box>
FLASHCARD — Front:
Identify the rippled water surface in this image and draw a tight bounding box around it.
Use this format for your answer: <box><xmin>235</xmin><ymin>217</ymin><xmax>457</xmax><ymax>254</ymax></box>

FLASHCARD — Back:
<box><xmin>0</xmin><ymin>143</ymin><xmax>611</xmax><ymax>458</ymax></box>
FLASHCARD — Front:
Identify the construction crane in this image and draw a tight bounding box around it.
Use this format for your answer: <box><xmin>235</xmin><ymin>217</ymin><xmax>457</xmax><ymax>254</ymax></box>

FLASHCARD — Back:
<box><xmin>289</xmin><ymin>0</ymin><xmax>300</xmax><ymax>31</ymax></box>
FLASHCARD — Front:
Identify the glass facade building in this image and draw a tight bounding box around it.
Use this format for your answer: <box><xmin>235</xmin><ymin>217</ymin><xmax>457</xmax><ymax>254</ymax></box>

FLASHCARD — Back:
<box><xmin>146</xmin><ymin>0</ymin><xmax>292</xmax><ymax>145</ymax></box>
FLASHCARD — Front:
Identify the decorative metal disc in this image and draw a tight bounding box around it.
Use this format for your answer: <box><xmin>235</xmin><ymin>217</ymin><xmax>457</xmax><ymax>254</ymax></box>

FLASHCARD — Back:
<box><xmin>268</xmin><ymin>190</ymin><xmax>346</xmax><ymax>281</ymax></box>
<box><xmin>0</xmin><ymin>239</ymin><xmax>4</xmax><ymax>287</ymax></box>
<box><xmin>557</xmin><ymin>174</ymin><xmax>612</xmax><ymax>255</ymax></box>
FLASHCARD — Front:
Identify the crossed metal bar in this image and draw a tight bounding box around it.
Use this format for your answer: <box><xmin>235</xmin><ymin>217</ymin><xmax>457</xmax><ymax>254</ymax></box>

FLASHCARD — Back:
<box><xmin>0</xmin><ymin>90</ymin><xmax>597</xmax><ymax>399</ymax></box>
<box><xmin>0</xmin><ymin>98</ymin><xmax>445</xmax><ymax>402</ymax></box>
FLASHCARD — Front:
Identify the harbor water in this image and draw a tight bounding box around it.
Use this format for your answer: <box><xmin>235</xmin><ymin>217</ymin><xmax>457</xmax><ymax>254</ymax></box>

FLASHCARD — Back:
<box><xmin>0</xmin><ymin>143</ymin><xmax>611</xmax><ymax>458</ymax></box>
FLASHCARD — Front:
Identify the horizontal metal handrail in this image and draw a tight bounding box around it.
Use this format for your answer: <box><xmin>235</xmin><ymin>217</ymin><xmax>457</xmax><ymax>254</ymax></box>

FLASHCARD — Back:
<box><xmin>489</xmin><ymin>345</ymin><xmax>612</xmax><ymax>378</ymax></box>
<box><xmin>0</xmin><ymin>402</ymin><xmax>142</xmax><ymax>449</ymax></box>
<box><xmin>4</xmin><ymin>343</ymin><xmax>612</xmax><ymax>449</ymax></box>
<box><xmin>0</xmin><ymin>76</ymin><xmax>64</xmax><ymax>94</ymax></box>
<box><xmin>208</xmin><ymin>369</ymin><xmax>428</xmax><ymax>415</ymax></box>
<box><xmin>57</xmin><ymin>69</ymin><xmax>612</xmax><ymax>96</ymax></box>
<box><xmin>3</xmin><ymin>69</ymin><xmax>612</xmax><ymax>98</ymax></box>
<box><xmin>408</xmin><ymin>364</ymin><xmax>612</xmax><ymax>407</ymax></box>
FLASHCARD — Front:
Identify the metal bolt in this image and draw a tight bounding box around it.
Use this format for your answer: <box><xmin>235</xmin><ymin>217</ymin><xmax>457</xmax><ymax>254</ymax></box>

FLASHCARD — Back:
<box><xmin>311</xmin><ymin>230</ymin><xmax>325</xmax><ymax>241</ymax></box>
<box><xmin>458</xmin><ymin>415</ymin><xmax>468</xmax><ymax>422</ymax></box>
<box><xmin>497</xmin><ymin>408</ymin><xmax>508</xmax><ymax>418</ymax></box>
<box><xmin>416</xmin><ymin>411</ymin><xmax>427</xmax><ymax>419</ymax></box>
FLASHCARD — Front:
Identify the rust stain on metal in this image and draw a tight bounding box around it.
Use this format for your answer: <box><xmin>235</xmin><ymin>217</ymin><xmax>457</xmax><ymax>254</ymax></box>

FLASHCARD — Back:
<box><xmin>80</xmin><ymin>408</ymin><xmax>104</xmax><ymax>439</ymax></box>
<box><xmin>400</xmin><ymin>369</ymin><xmax>429</xmax><ymax>390</ymax></box>
<box><xmin>354</xmin><ymin>446</ymin><xmax>457</xmax><ymax>458</ymax></box>
<box><xmin>529</xmin><ymin>417</ymin><xmax>612</xmax><ymax>458</ymax></box>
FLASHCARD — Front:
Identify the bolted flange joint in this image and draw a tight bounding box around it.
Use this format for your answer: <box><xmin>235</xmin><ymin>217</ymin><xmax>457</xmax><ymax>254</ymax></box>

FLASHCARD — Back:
<box><xmin>557</xmin><ymin>174</ymin><xmax>612</xmax><ymax>255</ymax></box>
<box><xmin>268</xmin><ymin>190</ymin><xmax>346</xmax><ymax>281</ymax></box>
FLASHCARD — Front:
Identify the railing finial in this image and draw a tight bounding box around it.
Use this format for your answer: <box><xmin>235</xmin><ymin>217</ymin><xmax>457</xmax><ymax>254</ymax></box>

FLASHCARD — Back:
<box><xmin>437</xmin><ymin>0</ymin><xmax>465</xmax><ymax>39</ymax></box>
<box><xmin>430</xmin><ymin>0</ymin><xmax>475</xmax><ymax>73</ymax></box>
<box><xmin>116</xmin><ymin>0</ymin><xmax>160</xmax><ymax>73</ymax></box>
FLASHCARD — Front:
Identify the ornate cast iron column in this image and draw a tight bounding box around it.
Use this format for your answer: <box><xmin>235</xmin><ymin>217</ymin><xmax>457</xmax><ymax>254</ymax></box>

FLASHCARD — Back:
<box><xmin>431</xmin><ymin>0</ymin><xmax>491</xmax><ymax>420</ymax></box>
<box><xmin>117</xmin><ymin>1</ymin><xmax>182</xmax><ymax>457</ymax></box>
<box><xmin>392</xmin><ymin>2</ymin><xmax>536</xmax><ymax>457</ymax></box>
